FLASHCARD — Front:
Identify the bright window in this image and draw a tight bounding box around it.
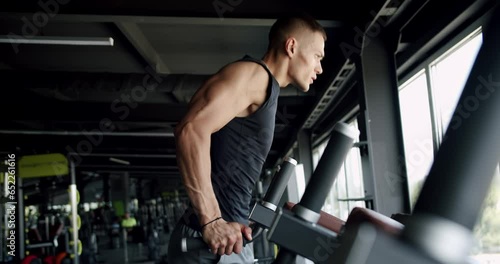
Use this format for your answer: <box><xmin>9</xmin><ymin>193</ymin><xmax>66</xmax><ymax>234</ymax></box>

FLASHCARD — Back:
<box><xmin>400</xmin><ymin>27</ymin><xmax>483</xmax><ymax>208</ymax></box>
<box><xmin>398</xmin><ymin>26</ymin><xmax>500</xmax><ymax>261</ymax></box>
<box><xmin>398</xmin><ymin>70</ymin><xmax>434</xmax><ymax>207</ymax></box>
<box><xmin>429</xmin><ymin>27</ymin><xmax>483</xmax><ymax>138</ymax></box>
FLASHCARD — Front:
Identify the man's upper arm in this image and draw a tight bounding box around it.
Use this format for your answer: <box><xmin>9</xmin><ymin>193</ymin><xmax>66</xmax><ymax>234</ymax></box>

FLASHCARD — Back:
<box><xmin>178</xmin><ymin>64</ymin><xmax>254</xmax><ymax>134</ymax></box>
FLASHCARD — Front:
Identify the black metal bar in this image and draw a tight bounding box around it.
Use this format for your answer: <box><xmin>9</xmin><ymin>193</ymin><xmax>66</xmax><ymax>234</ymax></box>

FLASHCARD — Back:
<box><xmin>262</xmin><ymin>157</ymin><xmax>297</xmax><ymax>208</ymax></box>
<box><xmin>249</xmin><ymin>204</ymin><xmax>276</xmax><ymax>228</ymax></box>
<box><xmin>25</xmin><ymin>241</ymin><xmax>55</xmax><ymax>249</ymax></box>
<box><xmin>272</xmin><ymin>122</ymin><xmax>357</xmax><ymax>262</ymax></box>
<box><xmin>267</xmin><ymin>209</ymin><xmax>340</xmax><ymax>263</ymax></box>
<box><xmin>295</xmin><ymin>122</ymin><xmax>358</xmax><ymax>214</ymax></box>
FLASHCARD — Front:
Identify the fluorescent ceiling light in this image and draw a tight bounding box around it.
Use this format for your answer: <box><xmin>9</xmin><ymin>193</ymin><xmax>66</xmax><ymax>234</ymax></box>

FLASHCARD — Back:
<box><xmin>0</xmin><ymin>36</ymin><xmax>114</xmax><ymax>46</ymax></box>
<box><xmin>109</xmin><ymin>157</ymin><xmax>130</xmax><ymax>165</ymax></box>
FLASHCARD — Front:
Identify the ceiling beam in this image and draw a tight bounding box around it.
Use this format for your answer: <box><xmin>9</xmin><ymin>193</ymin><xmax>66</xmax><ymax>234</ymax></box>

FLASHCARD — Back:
<box><xmin>396</xmin><ymin>0</ymin><xmax>494</xmax><ymax>76</ymax></box>
<box><xmin>0</xmin><ymin>13</ymin><xmax>344</xmax><ymax>28</ymax></box>
<box><xmin>115</xmin><ymin>21</ymin><xmax>170</xmax><ymax>74</ymax></box>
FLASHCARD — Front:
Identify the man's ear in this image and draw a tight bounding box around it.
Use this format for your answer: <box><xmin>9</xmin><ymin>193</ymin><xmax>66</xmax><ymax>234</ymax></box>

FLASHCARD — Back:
<box><xmin>285</xmin><ymin>37</ymin><xmax>297</xmax><ymax>57</ymax></box>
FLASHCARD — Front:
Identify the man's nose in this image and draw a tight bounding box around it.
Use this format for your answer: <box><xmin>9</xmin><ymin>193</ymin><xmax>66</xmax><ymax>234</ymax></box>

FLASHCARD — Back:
<box><xmin>316</xmin><ymin>62</ymin><xmax>323</xmax><ymax>75</ymax></box>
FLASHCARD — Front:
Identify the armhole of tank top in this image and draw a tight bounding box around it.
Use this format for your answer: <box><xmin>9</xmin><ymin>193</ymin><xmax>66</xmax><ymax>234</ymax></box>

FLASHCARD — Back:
<box><xmin>234</xmin><ymin>58</ymin><xmax>276</xmax><ymax>119</ymax></box>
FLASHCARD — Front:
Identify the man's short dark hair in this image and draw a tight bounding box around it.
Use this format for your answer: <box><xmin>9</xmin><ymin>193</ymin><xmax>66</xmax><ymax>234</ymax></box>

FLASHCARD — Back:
<box><xmin>268</xmin><ymin>12</ymin><xmax>327</xmax><ymax>51</ymax></box>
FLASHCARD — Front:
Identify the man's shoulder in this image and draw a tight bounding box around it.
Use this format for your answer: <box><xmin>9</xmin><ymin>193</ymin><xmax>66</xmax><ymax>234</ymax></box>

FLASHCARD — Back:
<box><xmin>220</xmin><ymin>58</ymin><xmax>269</xmax><ymax>81</ymax></box>
<box><xmin>209</xmin><ymin>56</ymin><xmax>270</xmax><ymax>100</ymax></box>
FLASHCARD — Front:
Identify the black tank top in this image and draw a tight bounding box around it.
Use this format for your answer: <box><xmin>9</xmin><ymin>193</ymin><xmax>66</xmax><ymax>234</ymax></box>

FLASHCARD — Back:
<box><xmin>183</xmin><ymin>55</ymin><xmax>281</xmax><ymax>229</ymax></box>
<box><xmin>211</xmin><ymin>55</ymin><xmax>280</xmax><ymax>224</ymax></box>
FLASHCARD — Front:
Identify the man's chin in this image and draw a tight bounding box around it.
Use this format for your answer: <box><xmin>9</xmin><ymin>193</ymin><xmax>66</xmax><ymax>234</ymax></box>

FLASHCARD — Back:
<box><xmin>291</xmin><ymin>83</ymin><xmax>310</xmax><ymax>92</ymax></box>
<box><xmin>299</xmin><ymin>85</ymin><xmax>310</xmax><ymax>92</ymax></box>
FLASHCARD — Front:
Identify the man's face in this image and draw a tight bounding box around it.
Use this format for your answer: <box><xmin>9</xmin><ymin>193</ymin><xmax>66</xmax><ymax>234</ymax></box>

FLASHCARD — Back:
<box><xmin>289</xmin><ymin>31</ymin><xmax>325</xmax><ymax>92</ymax></box>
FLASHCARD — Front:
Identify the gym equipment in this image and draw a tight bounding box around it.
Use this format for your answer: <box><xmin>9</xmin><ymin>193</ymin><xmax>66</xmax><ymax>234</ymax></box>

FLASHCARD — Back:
<box><xmin>248</xmin><ymin>157</ymin><xmax>297</xmax><ymax>230</ymax></box>
<box><xmin>109</xmin><ymin>217</ymin><xmax>121</xmax><ymax>249</ymax></box>
<box><xmin>247</xmin><ymin>156</ymin><xmax>301</xmax><ymax>262</ymax></box>
<box><xmin>54</xmin><ymin>252</ymin><xmax>70</xmax><ymax>264</ymax></box>
<box><xmin>181</xmin><ymin>121</ymin><xmax>359</xmax><ymax>263</ymax></box>
<box><xmin>267</xmin><ymin>122</ymin><xmax>359</xmax><ymax>263</ymax></box>
<box><xmin>146</xmin><ymin>219</ymin><xmax>161</xmax><ymax>261</ymax></box>
<box><xmin>20</xmin><ymin>255</ymin><xmax>42</xmax><ymax>264</ymax></box>
<box><xmin>21</xmin><ymin>208</ymin><xmax>72</xmax><ymax>264</ymax></box>
<box><xmin>180</xmin><ymin>155</ymin><xmax>298</xmax><ymax>252</ymax></box>
<box><xmin>328</xmin><ymin>4</ymin><xmax>500</xmax><ymax>263</ymax></box>
<box><xmin>15</xmin><ymin>153</ymin><xmax>81</xmax><ymax>263</ymax></box>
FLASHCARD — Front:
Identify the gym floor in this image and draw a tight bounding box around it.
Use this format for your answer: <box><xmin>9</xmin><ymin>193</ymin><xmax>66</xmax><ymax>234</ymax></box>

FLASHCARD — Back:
<box><xmin>94</xmin><ymin>231</ymin><xmax>170</xmax><ymax>264</ymax></box>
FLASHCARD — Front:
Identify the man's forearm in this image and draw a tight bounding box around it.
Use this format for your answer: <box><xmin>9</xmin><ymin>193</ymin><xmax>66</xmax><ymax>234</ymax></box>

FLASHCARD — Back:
<box><xmin>176</xmin><ymin>126</ymin><xmax>221</xmax><ymax>225</ymax></box>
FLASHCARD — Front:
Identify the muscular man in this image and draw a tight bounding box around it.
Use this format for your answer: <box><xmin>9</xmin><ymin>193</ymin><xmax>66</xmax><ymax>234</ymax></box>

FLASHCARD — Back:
<box><xmin>168</xmin><ymin>13</ymin><xmax>326</xmax><ymax>263</ymax></box>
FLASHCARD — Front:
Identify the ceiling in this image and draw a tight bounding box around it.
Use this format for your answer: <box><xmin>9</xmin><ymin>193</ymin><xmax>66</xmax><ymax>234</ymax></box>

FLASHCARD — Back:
<box><xmin>0</xmin><ymin>0</ymin><xmax>494</xmax><ymax>200</ymax></box>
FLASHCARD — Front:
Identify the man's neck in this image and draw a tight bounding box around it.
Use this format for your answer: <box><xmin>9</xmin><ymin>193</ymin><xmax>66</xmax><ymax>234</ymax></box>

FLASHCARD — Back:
<box><xmin>262</xmin><ymin>52</ymin><xmax>290</xmax><ymax>88</ymax></box>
